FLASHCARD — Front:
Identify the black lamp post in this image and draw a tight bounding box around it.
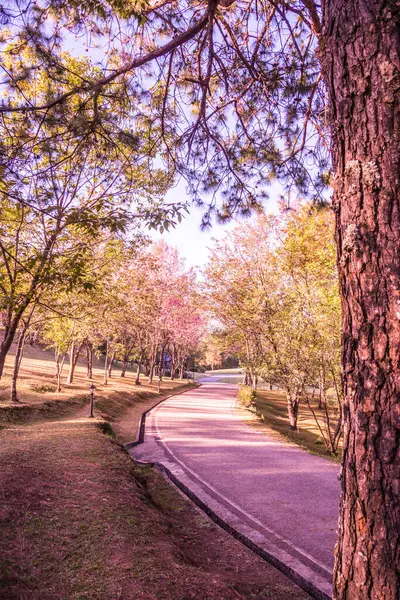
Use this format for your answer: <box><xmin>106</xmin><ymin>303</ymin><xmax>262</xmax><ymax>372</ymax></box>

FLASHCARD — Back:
<box><xmin>89</xmin><ymin>383</ymin><xmax>96</xmax><ymax>418</ymax></box>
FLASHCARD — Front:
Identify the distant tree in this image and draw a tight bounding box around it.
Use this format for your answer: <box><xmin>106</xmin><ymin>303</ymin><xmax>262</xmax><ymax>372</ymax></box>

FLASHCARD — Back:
<box><xmin>204</xmin><ymin>332</ymin><xmax>224</xmax><ymax>371</ymax></box>
<box><xmin>205</xmin><ymin>207</ymin><xmax>341</xmax><ymax>431</ymax></box>
<box><xmin>278</xmin><ymin>205</ymin><xmax>342</xmax><ymax>451</ymax></box>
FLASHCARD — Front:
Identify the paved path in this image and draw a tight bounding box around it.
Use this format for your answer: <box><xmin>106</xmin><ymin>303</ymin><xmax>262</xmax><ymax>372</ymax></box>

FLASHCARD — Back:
<box><xmin>130</xmin><ymin>381</ymin><xmax>340</xmax><ymax>598</ymax></box>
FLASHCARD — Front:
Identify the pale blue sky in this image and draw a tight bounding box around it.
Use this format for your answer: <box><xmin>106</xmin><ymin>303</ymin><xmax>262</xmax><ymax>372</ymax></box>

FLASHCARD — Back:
<box><xmin>149</xmin><ymin>178</ymin><xmax>282</xmax><ymax>269</ymax></box>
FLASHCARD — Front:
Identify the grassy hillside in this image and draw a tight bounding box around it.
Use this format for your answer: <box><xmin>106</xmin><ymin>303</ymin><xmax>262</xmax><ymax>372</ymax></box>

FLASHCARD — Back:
<box><xmin>0</xmin><ymin>349</ymin><xmax>311</xmax><ymax>600</ymax></box>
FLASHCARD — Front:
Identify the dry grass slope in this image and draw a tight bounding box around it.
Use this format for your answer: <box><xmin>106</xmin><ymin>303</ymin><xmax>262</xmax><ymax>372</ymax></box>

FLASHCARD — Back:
<box><xmin>251</xmin><ymin>389</ymin><xmax>342</xmax><ymax>462</ymax></box>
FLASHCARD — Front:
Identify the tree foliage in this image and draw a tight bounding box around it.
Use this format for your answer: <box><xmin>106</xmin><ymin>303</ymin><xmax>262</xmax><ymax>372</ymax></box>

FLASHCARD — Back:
<box><xmin>205</xmin><ymin>203</ymin><xmax>341</xmax><ymax>436</ymax></box>
<box><xmin>1</xmin><ymin>0</ymin><xmax>328</xmax><ymax>224</ymax></box>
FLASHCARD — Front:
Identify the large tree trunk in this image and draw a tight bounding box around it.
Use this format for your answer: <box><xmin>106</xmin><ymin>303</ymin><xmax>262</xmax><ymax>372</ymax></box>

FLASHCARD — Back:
<box><xmin>321</xmin><ymin>3</ymin><xmax>400</xmax><ymax>597</ymax></box>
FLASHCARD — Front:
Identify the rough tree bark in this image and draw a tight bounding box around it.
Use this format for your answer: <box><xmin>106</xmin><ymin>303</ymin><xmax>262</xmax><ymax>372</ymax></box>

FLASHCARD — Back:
<box><xmin>321</xmin><ymin>1</ymin><xmax>400</xmax><ymax>597</ymax></box>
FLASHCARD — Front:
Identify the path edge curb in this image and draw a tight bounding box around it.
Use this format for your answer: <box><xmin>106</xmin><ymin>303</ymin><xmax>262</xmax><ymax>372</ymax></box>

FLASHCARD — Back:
<box><xmin>125</xmin><ymin>382</ymin><xmax>201</xmax><ymax>450</ymax></box>
<box><xmin>128</xmin><ymin>383</ymin><xmax>331</xmax><ymax>600</ymax></box>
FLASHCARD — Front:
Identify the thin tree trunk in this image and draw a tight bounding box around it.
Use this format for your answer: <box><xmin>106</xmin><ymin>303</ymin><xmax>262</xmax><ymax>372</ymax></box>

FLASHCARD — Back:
<box><xmin>10</xmin><ymin>331</ymin><xmax>26</xmax><ymax>403</ymax></box>
<box><xmin>10</xmin><ymin>305</ymin><xmax>37</xmax><ymax>402</ymax></box>
<box><xmin>179</xmin><ymin>362</ymin><xmax>184</xmax><ymax>380</ymax></box>
<box><xmin>148</xmin><ymin>360</ymin><xmax>155</xmax><ymax>384</ymax></box>
<box><xmin>148</xmin><ymin>342</ymin><xmax>158</xmax><ymax>384</ymax></box>
<box><xmin>144</xmin><ymin>357</ymin><xmax>150</xmax><ymax>376</ymax></box>
<box><xmin>67</xmin><ymin>341</ymin><xmax>83</xmax><ymax>384</ymax></box>
<box><xmin>121</xmin><ymin>355</ymin><xmax>128</xmax><ymax>377</ymax></box>
<box><xmin>103</xmin><ymin>340</ymin><xmax>109</xmax><ymax>385</ymax></box>
<box><xmin>107</xmin><ymin>350</ymin><xmax>116</xmax><ymax>379</ymax></box>
<box><xmin>67</xmin><ymin>342</ymin><xmax>76</xmax><ymax>385</ymax></box>
<box><xmin>321</xmin><ymin>3</ymin><xmax>400</xmax><ymax>596</ymax></box>
<box><xmin>55</xmin><ymin>351</ymin><xmax>66</xmax><ymax>393</ymax></box>
<box><xmin>318</xmin><ymin>363</ymin><xmax>326</xmax><ymax>410</ymax></box>
<box><xmin>286</xmin><ymin>391</ymin><xmax>299</xmax><ymax>430</ymax></box>
<box><xmin>0</xmin><ymin>316</ymin><xmax>20</xmax><ymax>379</ymax></box>
<box><xmin>0</xmin><ymin>231</ymin><xmax>59</xmax><ymax>379</ymax></box>
<box><xmin>135</xmin><ymin>354</ymin><xmax>143</xmax><ymax>385</ymax></box>
<box><xmin>170</xmin><ymin>361</ymin><xmax>176</xmax><ymax>380</ymax></box>
<box><xmin>158</xmin><ymin>346</ymin><xmax>165</xmax><ymax>382</ymax></box>
<box><xmin>157</xmin><ymin>344</ymin><xmax>166</xmax><ymax>393</ymax></box>
<box><xmin>86</xmin><ymin>341</ymin><xmax>93</xmax><ymax>379</ymax></box>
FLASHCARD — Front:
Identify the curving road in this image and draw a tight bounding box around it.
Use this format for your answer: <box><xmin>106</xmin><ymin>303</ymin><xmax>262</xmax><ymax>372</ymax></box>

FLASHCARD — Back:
<box><xmin>130</xmin><ymin>379</ymin><xmax>340</xmax><ymax>598</ymax></box>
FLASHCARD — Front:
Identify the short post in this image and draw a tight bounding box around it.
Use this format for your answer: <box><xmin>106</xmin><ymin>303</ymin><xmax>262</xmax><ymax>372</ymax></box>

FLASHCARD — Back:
<box><xmin>192</xmin><ymin>371</ymin><xmax>195</xmax><ymax>382</ymax></box>
<box><xmin>89</xmin><ymin>383</ymin><xmax>95</xmax><ymax>418</ymax></box>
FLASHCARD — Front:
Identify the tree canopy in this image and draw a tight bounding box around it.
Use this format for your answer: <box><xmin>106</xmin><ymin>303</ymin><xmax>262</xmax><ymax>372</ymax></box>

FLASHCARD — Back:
<box><xmin>1</xmin><ymin>0</ymin><xmax>329</xmax><ymax>224</ymax></box>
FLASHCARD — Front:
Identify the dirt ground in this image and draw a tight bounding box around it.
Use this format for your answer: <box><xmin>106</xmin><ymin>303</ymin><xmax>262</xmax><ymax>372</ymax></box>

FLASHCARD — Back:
<box><xmin>0</xmin><ymin>348</ymin><xmax>313</xmax><ymax>600</ymax></box>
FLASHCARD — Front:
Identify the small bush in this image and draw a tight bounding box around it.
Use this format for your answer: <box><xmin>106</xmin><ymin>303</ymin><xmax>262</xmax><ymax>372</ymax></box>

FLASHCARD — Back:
<box><xmin>96</xmin><ymin>421</ymin><xmax>115</xmax><ymax>437</ymax></box>
<box><xmin>237</xmin><ymin>384</ymin><xmax>256</xmax><ymax>407</ymax></box>
<box><xmin>31</xmin><ymin>384</ymin><xmax>57</xmax><ymax>394</ymax></box>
